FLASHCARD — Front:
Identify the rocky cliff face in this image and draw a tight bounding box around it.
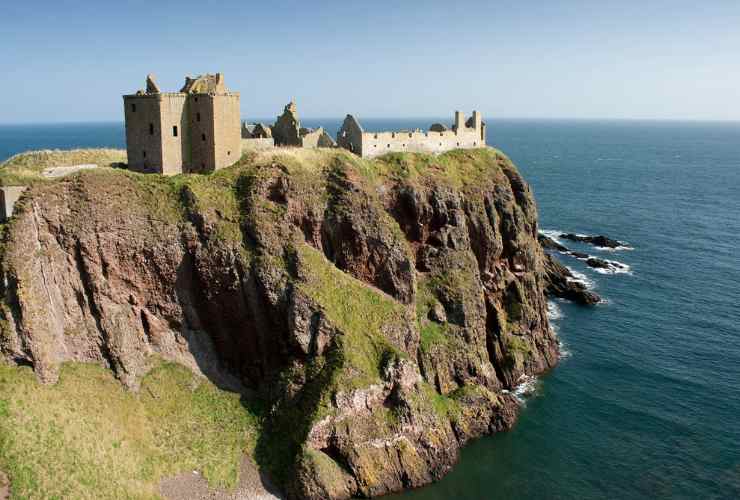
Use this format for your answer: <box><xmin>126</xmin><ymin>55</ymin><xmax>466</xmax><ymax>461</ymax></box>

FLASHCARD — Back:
<box><xmin>0</xmin><ymin>148</ymin><xmax>562</xmax><ymax>499</ymax></box>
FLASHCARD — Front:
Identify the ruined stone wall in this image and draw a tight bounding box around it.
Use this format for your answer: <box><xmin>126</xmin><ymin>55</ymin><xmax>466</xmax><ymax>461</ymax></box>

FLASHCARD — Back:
<box><xmin>360</xmin><ymin>128</ymin><xmax>484</xmax><ymax>159</ymax></box>
<box><xmin>241</xmin><ymin>138</ymin><xmax>275</xmax><ymax>152</ymax></box>
<box><xmin>212</xmin><ymin>93</ymin><xmax>241</xmax><ymax>171</ymax></box>
<box><xmin>336</xmin><ymin>115</ymin><xmax>364</xmax><ymax>154</ymax></box>
<box><xmin>123</xmin><ymin>95</ymin><xmax>164</xmax><ymax>173</ymax></box>
<box><xmin>300</xmin><ymin>128</ymin><xmax>335</xmax><ymax>148</ymax></box>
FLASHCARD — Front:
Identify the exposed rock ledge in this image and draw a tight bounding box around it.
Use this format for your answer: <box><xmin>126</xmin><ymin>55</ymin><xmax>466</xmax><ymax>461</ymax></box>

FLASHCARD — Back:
<box><xmin>0</xmin><ymin>148</ymin><xmax>580</xmax><ymax>499</ymax></box>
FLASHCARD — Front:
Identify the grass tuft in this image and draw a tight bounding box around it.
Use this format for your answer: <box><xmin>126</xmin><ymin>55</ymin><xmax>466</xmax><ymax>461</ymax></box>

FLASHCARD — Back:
<box><xmin>0</xmin><ymin>361</ymin><xmax>258</xmax><ymax>499</ymax></box>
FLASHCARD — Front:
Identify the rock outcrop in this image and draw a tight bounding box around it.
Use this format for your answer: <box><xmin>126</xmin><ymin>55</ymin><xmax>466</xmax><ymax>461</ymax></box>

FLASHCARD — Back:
<box><xmin>0</xmin><ymin>148</ymin><xmax>565</xmax><ymax>499</ymax></box>
<box><xmin>560</xmin><ymin>233</ymin><xmax>623</xmax><ymax>248</ymax></box>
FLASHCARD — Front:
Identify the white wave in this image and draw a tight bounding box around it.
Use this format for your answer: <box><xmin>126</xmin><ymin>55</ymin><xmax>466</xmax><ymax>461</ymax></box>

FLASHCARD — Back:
<box><xmin>558</xmin><ymin>339</ymin><xmax>572</xmax><ymax>359</ymax></box>
<box><xmin>511</xmin><ymin>375</ymin><xmax>540</xmax><ymax>403</ymax></box>
<box><xmin>539</xmin><ymin>229</ymin><xmax>566</xmax><ymax>246</ymax></box>
<box><xmin>590</xmin><ymin>243</ymin><xmax>634</xmax><ymax>252</ymax></box>
<box><xmin>595</xmin><ymin>158</ymin><xmax>622</xmax><ymax>162</ymax></box>
<box><xmin>566</xmin><ymin>267</ymin><xmax>595</xmax><ymax>288</ymax></box>
<box><xmin>590</xmin><ymin>259</ymin><xmax>632</xmax><ymax>275</ymax></box>
<box><xmin>547</xmin><ymin>300</ymin><xmax>563</xmax><ymax>321</ymax></box>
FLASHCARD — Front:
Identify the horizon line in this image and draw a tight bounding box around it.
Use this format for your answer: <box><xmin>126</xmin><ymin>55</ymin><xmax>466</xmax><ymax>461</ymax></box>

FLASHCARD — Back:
<box><xmin>2</xmin><ymin>116</ymin><xmax>740</xmax><ymax>126</ymax></box>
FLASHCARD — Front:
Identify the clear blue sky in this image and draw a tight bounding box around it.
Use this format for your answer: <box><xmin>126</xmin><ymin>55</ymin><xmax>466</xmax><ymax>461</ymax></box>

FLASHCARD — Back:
<box><xmin>2</xmin><ymin>0</ymin><xmax>739</xmax><ymax>123</ymax></box>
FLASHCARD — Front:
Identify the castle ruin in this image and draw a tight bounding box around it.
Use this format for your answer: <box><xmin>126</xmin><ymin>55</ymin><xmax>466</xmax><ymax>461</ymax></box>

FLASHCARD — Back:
<box><xmin>123</xmin><ymin>73</ymin><xmax>488</xmax><ymax>173</ymax></box>
<box><xmin>123</xmin><ymin>73</ymin><xmax>241</xmax><ymax>174</ymax></box>
<box><xmin>336</xmin><ymin>111</ymin><xmax>486</xmax><ymax>158</ymax></box>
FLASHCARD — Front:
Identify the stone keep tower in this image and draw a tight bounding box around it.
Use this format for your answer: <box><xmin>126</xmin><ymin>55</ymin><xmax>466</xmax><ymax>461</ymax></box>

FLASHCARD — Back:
<box><xmin>123</xmin><ymin>73</ymin><xmax>241</xmax><ymax>175</ymax></box>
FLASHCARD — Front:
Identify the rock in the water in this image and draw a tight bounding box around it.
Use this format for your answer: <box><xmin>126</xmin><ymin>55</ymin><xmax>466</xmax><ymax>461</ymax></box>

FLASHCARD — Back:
<box><xmin>586</xmin><ymin>257</ymin><xmax>627</xmax><ymax>272</ymax></box>
<box><xmin>537</xmin><ymin>233</ymin><xmax>569</xmax><ymax>252</ymax></box>
<box><xmin>542</xmin><ymin>254</ymin><xmax>601</xmax><ymax>305</ymax></box>
<box><xmin>586</xmin><ymin>257</ymin><xmax>610</xmax><ymax>269</ymax></box>
<box><xmin>560</xmin><ymin>233</ymin><xmax>622</xmax><ymax>248</ymax></box>
<box><xmin>570</xmin><ymin>251</ymin><xmax>589</xmax><ymax>259</ymax></box>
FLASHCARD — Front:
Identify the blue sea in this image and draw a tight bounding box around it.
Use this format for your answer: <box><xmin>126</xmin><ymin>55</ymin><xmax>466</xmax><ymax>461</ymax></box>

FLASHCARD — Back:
<box><xmin>1</xmin><ymin>119</ymin><xmax>739</xmax><ymax>499</ymax></box>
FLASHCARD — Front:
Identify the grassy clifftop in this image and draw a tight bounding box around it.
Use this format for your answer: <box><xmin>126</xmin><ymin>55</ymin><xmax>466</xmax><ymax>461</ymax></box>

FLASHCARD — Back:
<box><xmin>0</xmin><ymin>148</ymin><xmax>127</xmax><ymax>186</ymax></box>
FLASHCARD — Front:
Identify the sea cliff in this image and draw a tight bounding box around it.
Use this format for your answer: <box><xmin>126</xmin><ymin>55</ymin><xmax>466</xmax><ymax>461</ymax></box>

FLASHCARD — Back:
<box><xmin>0</xmin><ymin>147</ymin><xmax>576</xmax><ymax>498</ymax></box>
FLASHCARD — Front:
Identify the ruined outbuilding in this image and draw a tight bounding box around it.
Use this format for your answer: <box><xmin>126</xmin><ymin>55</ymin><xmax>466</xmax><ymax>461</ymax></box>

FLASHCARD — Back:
<box><xmin>271</xmin><ymin>100</ymin><xmax>336</xmax><ymax>149</ymax></box>
<box><xmin>123</xmin><ymin>73</ymin><xmax>241</xmax><ymax>174</ymax></box>
<box><xmin>337</xmin><ymin>111</ymin><xmax>486</xmax><ymax>158</ymax></box>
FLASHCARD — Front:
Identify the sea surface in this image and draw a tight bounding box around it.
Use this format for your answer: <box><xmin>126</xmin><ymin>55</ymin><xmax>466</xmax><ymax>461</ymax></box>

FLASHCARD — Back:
<box><xmin>1</xmin><ymin>119</ymin><xmax>739</xmax><ymax>499</ymax></box>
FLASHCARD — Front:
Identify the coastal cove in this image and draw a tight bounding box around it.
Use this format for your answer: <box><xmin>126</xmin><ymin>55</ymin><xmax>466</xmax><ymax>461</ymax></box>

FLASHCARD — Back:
<box><xmin>1</xmin><ymin>120</ymin><xmax>739</xmax><ymax>499</ymax></box>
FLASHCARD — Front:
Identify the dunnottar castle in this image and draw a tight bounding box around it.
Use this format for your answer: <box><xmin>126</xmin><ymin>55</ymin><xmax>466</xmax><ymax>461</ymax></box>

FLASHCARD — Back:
<box><xmin>125</xmin><ymin>73</ymin><xmax>487</xmax><ymax>174</ymax></box>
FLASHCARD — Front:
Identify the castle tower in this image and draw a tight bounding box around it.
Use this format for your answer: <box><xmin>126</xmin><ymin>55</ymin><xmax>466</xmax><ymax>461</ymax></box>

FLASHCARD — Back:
<box><xmin>454</xmin><ymin>111</ymin><xmax>465</xmax><ymax>131</ymax></box>
<box><xmin>472</xmin><ymin>111</ymin><xmax>482</xmax><ymax>131</ymax></box>
<box><xmin>123</xmin><ymin>73</ymin><xmax>240</xmax><ymax>175</ymax></box>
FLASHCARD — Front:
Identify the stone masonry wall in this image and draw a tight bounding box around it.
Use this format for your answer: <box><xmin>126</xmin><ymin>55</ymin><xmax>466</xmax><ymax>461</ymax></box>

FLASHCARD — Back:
<box><xmin>124</xmin><ymin>95</ymin><xmax>164</xmax><ymax>173</ymax></box>
<box><xmin>360</xmin><ymin>128</ymin><xmax>484</xmax><ymax>158</ymax></box>
<box><xmin>212</xmin><ymin>94</ymin><xmax>241</xmax><ymax>171</ymax></box>
<box><xmin>158</xmin><ymin>94</ymin><xmax>189</xmax><ymax>175</ymax></box>
<box><xmin>188</xmin><ymin>94</ymin><xmax>216</xmax><ymax>173</ymax></box>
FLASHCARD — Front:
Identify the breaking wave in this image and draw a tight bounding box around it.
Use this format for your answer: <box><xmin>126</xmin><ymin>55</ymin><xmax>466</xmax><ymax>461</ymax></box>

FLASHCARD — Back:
<box><xmin>540</xmin><ymin>229</ymin><xmax>566</xmax><ymax>246</ymax></box>
<box><xmin>547</xmin><ymin>300</ymin><xmax>563</xmax><ymax>321</ymax></box>
<box><xmin>511</xmin><ymin>375</ymin><xmax>540</xmax><ymax>403</ymax></box>
<box><xmin>591</xmin><ymin>259</ymin><xmax>632</xmax><ymax>275</ymax></box>
<box><xmin>566</xmin><ymin>267</ymin><xmax>595</xmax><ymax>288</ymax></box>
<box><xmin>558</xmin><ymin>339</ymin><xmax>572</xmax><ymax>359</ymax></box>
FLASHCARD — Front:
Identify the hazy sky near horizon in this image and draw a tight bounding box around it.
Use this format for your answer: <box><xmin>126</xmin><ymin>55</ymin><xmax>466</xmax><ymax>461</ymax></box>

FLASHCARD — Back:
<box><xmin>2</xmin><ymin>0</ymin><xmax>739</xmax><ymax>123</ymax></box>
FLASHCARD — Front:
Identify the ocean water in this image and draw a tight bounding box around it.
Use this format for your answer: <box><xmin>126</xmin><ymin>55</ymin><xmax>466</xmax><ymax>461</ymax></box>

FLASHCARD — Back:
<box><xmin>1</xmin><ymin>119</ymin><xmax>739</xmax><ymax>499</ymax></box>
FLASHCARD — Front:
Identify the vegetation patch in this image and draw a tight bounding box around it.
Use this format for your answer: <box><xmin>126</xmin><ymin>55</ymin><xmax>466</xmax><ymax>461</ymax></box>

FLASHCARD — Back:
<box><xmin>0</xmin><ymin>361</ymin><xmax>259</xmax><ymax>499</ymax></box>
<box><xmin>0</xmin><ymin>149</ymin><xmax>127</xmax><ymax>186</ymax></box>
<box><xmin>296</xmin><ymin>244</ymin><xmax>407</xmax><ymax>391</ymax></box>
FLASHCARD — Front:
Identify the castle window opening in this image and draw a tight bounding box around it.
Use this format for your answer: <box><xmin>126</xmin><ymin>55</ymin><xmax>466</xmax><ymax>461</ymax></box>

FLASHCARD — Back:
<box><xmin>173</xmin><ymin>126</ymin><xmax>178</xmax><ymax>137</ymax></box>
<box><xmin>227</xmin><ymin>151</ymin><xmax>231</xmax><ymax>156</ymax></box>
<box><xmin>197</xmin><ymin>112</ymin><xmax>201</xmax><ymax>122</ymax></box>
<box><xmin>387</xmin><ymin>144</ymin><xmax>391</xmax><ymax>148</ymax></box>
<box><xmin>473</xmin><ymin>142</ymin><xmax>477</xmax><ymax>146</ymax></box>
<box><xmin>201</xmin><ymin>133</ymin><xmax>206</xmax><ymax>141</ymax></box>
<box><xmin>132</xmin><ymin>103</ymin><xmax>137</xmax><ymax>112</ymax></box>
<box><xmin>142</xmin><ymin>150</ymin><xmax>146</xmax><ymax>158</ymax></box>
<box><xmin>149</xmin><ymin>123</ymin><xmax>154</xmax><ymax>135</ymax></box>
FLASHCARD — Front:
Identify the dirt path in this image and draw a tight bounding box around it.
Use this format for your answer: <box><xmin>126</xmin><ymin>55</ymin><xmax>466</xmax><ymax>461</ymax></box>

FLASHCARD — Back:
<box><xmin>0</xmin><ymin>470</ymin><xmax>9</xmax><ymax>500</ymax></box>
<box><xmin>160</xmin><ymin>456</ymin><xmax>283</xmax><ymax>500</ymax></box>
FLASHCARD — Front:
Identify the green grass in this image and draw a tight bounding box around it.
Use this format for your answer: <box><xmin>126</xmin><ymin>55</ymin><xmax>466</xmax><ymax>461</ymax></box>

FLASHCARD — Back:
<box><xmin>296</xmin><ymin>244</ymin><xmax>408</xmax><ymax>391</ymax></box>
<box><xmin>0</xmin><ymin>149</ymin><xmax>127</xmax><ymax>186</ymax></box>
<box><xmin>0</xmin><ymin>361</ymin><xmax>259</xmax><ymax>500</ymax></box>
